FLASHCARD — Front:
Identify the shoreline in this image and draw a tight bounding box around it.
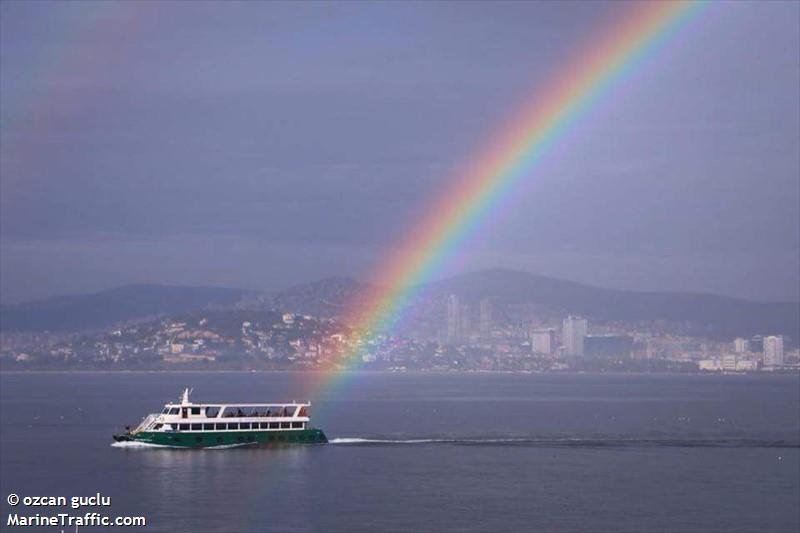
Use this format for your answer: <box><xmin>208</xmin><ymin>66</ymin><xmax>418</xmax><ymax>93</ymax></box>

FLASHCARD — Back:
<box><xmin>1</xmin><ymin>368</ymin><xmax>798</xmax><ymax>377</ymax></box>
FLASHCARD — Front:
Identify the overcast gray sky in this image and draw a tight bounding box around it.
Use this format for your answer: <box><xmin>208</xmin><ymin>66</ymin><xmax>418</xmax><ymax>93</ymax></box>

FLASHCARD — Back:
<box><xmin>1</xmin><ymin>1</ymin><xmax>798</xmax><ymax>304</ymax></box>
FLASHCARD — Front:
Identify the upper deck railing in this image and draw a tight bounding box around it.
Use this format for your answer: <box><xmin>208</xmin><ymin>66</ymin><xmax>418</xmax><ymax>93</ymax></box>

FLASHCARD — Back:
<box><xmin>157</xmin><ymin>389</ymin><xmax>311</xmax><ymax>420</ymax></box>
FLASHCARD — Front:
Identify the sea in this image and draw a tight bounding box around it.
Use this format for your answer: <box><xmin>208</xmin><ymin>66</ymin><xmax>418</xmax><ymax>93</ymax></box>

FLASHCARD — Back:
<box><xmin>1</xmin><ymin>371</ymin><xmax>798</xmax><ymax>533</ymax></box>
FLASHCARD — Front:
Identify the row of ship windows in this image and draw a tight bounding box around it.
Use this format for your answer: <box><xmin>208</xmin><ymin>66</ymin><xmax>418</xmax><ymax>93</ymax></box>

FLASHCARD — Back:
<box><xmin>154</xmin><ymin>422</ymin><xmax>305</xmax><ymax>431</ymax></box>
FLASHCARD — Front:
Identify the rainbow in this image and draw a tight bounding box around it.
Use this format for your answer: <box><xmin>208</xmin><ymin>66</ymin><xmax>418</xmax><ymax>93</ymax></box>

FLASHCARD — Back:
<box><xmin>312</xmin><ymin>1</ymin><xmax>705</xmax><ymax>388</ymax></box>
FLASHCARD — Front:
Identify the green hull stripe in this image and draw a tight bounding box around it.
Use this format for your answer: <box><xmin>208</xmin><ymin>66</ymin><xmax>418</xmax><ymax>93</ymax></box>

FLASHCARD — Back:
<box><xmin>130</xmin><ymin>428</ymin><xmax>328</xmax><ymax>448</ymax></box>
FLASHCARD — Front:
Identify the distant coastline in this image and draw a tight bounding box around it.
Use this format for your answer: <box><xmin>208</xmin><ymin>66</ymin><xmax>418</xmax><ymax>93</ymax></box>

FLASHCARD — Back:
<box><xmin>2</xmin><ymin>368</ymin><xmax>798</xmax><ymax>376</ymax></box>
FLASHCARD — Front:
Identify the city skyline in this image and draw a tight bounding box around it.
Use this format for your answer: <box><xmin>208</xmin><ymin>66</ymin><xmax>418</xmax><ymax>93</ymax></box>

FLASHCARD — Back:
<box><xmin>4</xmin><ymin>285</ymin><xmax>795</xmax><ymax>372</ymax></box>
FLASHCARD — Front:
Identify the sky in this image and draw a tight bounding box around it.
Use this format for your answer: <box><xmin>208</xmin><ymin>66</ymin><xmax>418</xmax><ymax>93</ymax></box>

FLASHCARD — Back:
<box><xmin>1</xmin><ymin>1</ymin><xmax>798</xmax><ymax>304</ymax></box>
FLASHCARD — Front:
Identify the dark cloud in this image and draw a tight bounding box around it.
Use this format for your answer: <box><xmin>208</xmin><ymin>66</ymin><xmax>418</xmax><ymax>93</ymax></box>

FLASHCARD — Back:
<box><xmin>1</xmin><ymin>1</ymin><xmax>798</xmax><ymax>302</ymax></box>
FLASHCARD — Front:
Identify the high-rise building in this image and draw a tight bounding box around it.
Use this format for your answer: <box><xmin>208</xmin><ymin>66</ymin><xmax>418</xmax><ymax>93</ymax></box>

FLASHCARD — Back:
<box><xmin>459</xmin><ymin>302</ymin><xmax>471</xmax><ymax>341</ymax></box>
<box><xmin>584</xmin><ymin>335</ymin><xmax>634</xmax><ymax>358</ymax></box>
<box><xmin>446</xmin><ymin>295</ymin><xmax>461</xmax><ymax>344</ymax></box>
<box><xmin>562</xmin><ymin>316</ymin><xmax>588</xmax><ymax>356</ymax></box>
<box><xmin>733</xmin><ymin>338</ymin><xmax>750</xmax><ymax>353</ymax></box>
<box><xmin>531</xmin><ymin>328</ymin><xmax>556</xmax><ymax>354</ymax></box>
<box><xmin>479</xmin><ymin>299</ymin><xmax>492</xmax><ymax>341</ymax></box>
<box><xmin>763</xmin><ymin>335</ymin><xmax>784</xmax><ymax>367</ymax></box>
<box><xmin>750</xmin><ymin>335</ymin><xmax>764</xmax><ymax>354</ymax></box>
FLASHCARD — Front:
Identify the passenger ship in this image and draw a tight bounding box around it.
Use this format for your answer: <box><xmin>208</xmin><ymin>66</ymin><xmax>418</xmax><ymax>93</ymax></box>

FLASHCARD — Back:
<box><xmin>113</xmin><ymin>389</ymin><xmax>327</xmax><ymax>448</ymax></box>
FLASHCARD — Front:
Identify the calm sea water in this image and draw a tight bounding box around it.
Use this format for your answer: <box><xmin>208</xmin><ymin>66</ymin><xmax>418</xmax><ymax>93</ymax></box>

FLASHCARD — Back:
<box><xmin>1</xmin><ymin>372</ymin><xmax>798</xmax><ymax>533</ymax></box>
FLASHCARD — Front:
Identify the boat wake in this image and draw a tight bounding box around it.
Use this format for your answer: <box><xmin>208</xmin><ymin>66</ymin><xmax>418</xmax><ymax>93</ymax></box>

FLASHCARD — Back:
<box><xmin>110</xmin><ymin>441</ymin><xmax>251</xmax><ymax>450</ymax></box>
<box><xmin>111</xmin><ymin>441</ymin><xmax>169</xmax><ymax>449</ymax></box>
<box><xmin>329</xmin><ymin>437</ymin><xmax>799</xmax><ymax>449</ymax></box>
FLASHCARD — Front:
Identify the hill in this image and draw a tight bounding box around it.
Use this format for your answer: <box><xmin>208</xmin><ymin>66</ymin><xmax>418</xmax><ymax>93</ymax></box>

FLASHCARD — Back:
<box><xmin>2</xmin><ymin>270</ymin><xmax>797</xmax><ymax>341</ymax></box>
<box><xmin>264</xmin><ymin>276</ymin><xmax>373</xmax><ymax>318</ymax></box>
<box><xmin>0</xmin><ymin>284</ymin><xmax>252</xmax><ymax>332</ymax></box>
<box><xmin>259</xmin><ymin>269</ymin><xmax>799</xmax><ymax>341</ymax></box>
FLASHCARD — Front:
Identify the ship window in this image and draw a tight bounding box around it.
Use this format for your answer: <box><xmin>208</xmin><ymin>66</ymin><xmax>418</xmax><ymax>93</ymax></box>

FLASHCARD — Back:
<box><xmin>179</xmin><ymin>424</ymin><xmax>190</xmax><ymax>431</ymax></box>
<box><xmin>206</xmin><ymin>406</ymin><xmax>220</xmax><ymax>418</ymax></box>
<box><xmin>154</xmin><ymin>423</ymin><xmax>164</xmax><ymax>430</ymax></box>
<box><xmin>292</xmin><ymin>422</ymin><xmax>303</xmax><ymax>429</ymax></box>
<box><xmin>229</xmin><ymin>423</ymin><xmax>239</xmax><ymax>430</ymax></box>
<box><xmin>281</xmin><ymin>422</ymin><xmax>290</xmax><ymax>429</ymax></box>
<box><xmin>191</xmin><ymin>424</ymin><xmax>201</xmax><ymax>431</ymax></box>
<box><xmin>215</xmin><ymin>423</ymin><xmax>226</xmax><ymax>430</ymax></box>
<box><xmin>203</xmin><ymin>423</ymin><xmax>214</xmax><ymax>431</ymax></box>
<box><xmin>169</xmin><ymin>408</ymin><xmax>179</xmax><ymax>415</ymax></box>
<box><xmin>269</xmin><ymin>422</ymin><xmax>279</xmax><ymax>429</ymax></box>
<box><xmin>240</xmin><ymin>422</ymin><xmax>251</xmax><ymax>430</ymax></box>
<box><xmin>161</xmin><ymin>408</ymin><xmax>169</xmax><ymax>414</ymax></box>
<box><xmin>190</xmin><ymin>407</ymin><xmax>200</xmax><ymax>415</ymax></box>
<box><xmin>260</xmin><ymin>422</ymin><xmax>269</xmax><ymax>429</ymax></box>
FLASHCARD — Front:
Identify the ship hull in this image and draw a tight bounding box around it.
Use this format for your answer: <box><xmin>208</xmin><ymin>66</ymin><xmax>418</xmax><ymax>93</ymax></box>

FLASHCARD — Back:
<box><xmin>115</xmin><ymin>428</ymin><xmax>328</xmax><ymax>448</ymax></box>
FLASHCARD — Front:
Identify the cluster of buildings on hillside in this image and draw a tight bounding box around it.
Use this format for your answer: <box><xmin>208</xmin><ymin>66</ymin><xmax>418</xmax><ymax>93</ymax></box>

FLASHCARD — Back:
<box><xmin>530</xmin><ymin>317</ymin><xmax>633</xmax><ymax>359</ymax></box>
<box><xmin>0</xmin><ymin>311</ymin><xmax>348</xmax><ymax>369</ymax></box>
<box><xmin>697</xmin><ymin>335</ymin><xmax>787</xmax><ymax>371</ymax></box>
<box><xmin>1</xmin><ymin>294</ymin><xmax>797</xmax><ymax>373</ymax></box>
<box><xmin>438</xmin><ymin>295</ymin><xmax>797</xmax><ymax>372</ymax></box>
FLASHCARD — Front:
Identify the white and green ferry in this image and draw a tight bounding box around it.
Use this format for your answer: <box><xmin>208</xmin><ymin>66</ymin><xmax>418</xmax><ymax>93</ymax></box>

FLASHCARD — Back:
<box><xmin>113</xmin><ymin>389</ymin><xmax>327</xmax><ymax>448</ymax></box>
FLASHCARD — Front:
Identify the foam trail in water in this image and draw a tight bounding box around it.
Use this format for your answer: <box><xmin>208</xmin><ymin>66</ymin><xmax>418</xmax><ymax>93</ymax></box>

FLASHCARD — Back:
<box><xmin>329</xmin><ymin>437</ymin><xmax>800</xmax><ymax>448</ymax></box>
<box><xmin>330</xmin><ymin>437</ymin><xmax>535</xmax><ymax>445</ymax></box>
<box><xmin>111</xmin><ymin>441</ymin><xmax>170</xmax><ymax>449</ymax></box>
<box><xmin>111</xmin><ymin>441</ymin><xmax>250</xmax><ymax>450</ymax></box>
<box><xmin>330</xmin><ymin>438</ymin><xmax>457</xmax><ymax>444</ymax></box>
